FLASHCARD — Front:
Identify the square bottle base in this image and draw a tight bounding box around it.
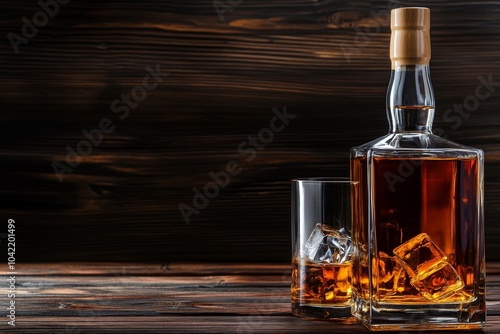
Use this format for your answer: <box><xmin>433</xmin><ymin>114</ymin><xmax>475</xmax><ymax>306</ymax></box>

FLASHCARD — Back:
<box><xmin>352</xmin><ymin>293</ymin><xmax>486</xmax><ymax>331</ymax></box>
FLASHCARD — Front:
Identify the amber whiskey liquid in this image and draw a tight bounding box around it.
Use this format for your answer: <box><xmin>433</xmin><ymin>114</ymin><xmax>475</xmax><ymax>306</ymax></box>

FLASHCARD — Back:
<box><xmin>291</xmin><ymin>257</ymin><xmax>352</xmax><ymax>306</ymax></box>
<box><xmin>352</xmin><ymin>156</ymin><xmax>482</xmax><ymax>304</ymax></box>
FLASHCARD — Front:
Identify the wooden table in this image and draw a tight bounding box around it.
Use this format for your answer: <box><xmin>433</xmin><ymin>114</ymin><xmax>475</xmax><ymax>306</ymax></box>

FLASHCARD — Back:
<box><xmin>4</xmin><ymin>263</ymin><xmax>499</xmax><ymax>333</ymax></box>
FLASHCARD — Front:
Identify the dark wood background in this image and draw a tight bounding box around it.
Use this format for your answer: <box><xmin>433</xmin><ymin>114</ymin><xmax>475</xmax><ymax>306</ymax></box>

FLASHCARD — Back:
<box><xmin>1</xmin><ymin>0</ymin><xmax>499</xmax><ymax>262</ymax></box>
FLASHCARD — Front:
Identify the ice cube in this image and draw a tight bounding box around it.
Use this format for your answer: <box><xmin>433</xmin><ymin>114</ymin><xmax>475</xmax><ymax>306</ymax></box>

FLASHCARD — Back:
<box><xmin>303</xmin><ymin>224</ymin><xmax>352</xmax><ymax>264</ymax></box>
<box><xmin>304</xmin><ymin>225</ymin><xmax>326</xmax><ymax>257</ymax></box>
<box><xmin>323</xmin><ymin>263</ymin><xmax>353</xmax><ymax>301</ymax></box>
<box><xmin>392</xmin><ymin>233</ymin><xmax>465</xmax><ymax>301</ymax></box>
<box><xmin>377</xmin><ymin>252</ymin><xmax>406</xmax><ymax>296</ymax></box>
<box><xmin>410</xmin><ymin>262</ymin><xmax>464</xmax><ymax>301</ymax></box>
<box><xmin>393</xmin><ymin>233</ymin><xmax>447</xmax><ymax>279</ymax></box>
<box><xmin>298</xmin><ymin>260</ymin><xmax>352</xmax><ymax>303</ymax></box>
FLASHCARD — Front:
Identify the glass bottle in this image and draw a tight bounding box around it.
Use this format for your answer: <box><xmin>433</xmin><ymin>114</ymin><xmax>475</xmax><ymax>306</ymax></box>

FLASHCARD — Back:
<box><xmin>350</xmin><ymin>7</ymin><xmax>485</xmax><ymax>331</ymax></box>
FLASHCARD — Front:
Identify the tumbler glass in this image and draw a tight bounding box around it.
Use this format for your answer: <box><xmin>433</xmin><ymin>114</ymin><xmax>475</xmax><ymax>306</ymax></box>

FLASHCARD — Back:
<box><xmin>291</xmin><ymin>177</ymin><xmax>353</xmax><ymax>319</ymax></box>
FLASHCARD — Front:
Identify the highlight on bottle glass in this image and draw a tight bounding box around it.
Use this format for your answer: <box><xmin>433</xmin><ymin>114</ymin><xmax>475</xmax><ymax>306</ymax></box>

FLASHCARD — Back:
<box><xmin>291</xmin><ymin>177</ymin><xmax>354</xmax><ymax>319</ymax></box>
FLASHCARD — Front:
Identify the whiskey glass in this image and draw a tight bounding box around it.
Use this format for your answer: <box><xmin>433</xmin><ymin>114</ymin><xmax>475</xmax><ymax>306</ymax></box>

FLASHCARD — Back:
<box><xmin>291</xmin><ymin>177</ymin><xmax>354</xmax><ymax>319</ymax></box>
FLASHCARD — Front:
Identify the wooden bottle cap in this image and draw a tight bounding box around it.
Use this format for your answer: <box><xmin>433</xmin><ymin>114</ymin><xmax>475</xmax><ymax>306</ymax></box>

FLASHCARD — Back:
<box><xmin>390</xmin><ymin>7</ymin><xmax>431</xmax><ymax>68</ymax></box>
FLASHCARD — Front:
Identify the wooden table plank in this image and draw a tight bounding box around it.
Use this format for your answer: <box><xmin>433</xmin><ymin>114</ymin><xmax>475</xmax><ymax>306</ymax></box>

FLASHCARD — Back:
<box><xmin>2</xmin><ymin>263</ymin><xmax>499</xmax><ymax>333</ymax></box>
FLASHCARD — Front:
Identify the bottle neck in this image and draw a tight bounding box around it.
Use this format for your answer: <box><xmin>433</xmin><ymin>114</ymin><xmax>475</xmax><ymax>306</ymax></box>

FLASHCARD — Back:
<box><xmin>386</xmin><ymin>64</ymin><xmax>435</xmax><ymax>133</ymax></box>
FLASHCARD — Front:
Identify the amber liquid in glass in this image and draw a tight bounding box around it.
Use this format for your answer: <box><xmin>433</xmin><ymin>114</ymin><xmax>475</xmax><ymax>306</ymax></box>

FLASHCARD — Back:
<box><xmin>352</xmin><ymin>156</ymin><xmax>482</xmax><ymax>305</ymax></box>
<box><xmin>291</xmin><ymin>257</ymin><xmax>352</xmax><ymax>306</ymax></box>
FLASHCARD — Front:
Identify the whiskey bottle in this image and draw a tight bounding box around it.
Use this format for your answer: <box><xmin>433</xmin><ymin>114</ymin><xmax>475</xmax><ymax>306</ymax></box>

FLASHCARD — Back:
<box><xmin>350</xmin><ymin>7</ymin><xmax>485</xmax><ymax>330</ymax></box>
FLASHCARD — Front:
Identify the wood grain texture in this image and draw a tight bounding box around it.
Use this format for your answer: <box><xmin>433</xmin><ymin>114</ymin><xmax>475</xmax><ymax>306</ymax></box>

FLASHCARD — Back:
<box><xmin>0</xmin><ymin>0</ymin><xmax>499</xmax><ymax>262</ymax></box>
<box><xmin>1</xmin><ymin>262</ymin><xmax>499</xmax><ymax>333</ymax></box>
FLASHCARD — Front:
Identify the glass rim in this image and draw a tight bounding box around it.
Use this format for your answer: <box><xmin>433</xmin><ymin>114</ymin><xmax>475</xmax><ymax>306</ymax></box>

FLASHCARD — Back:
<box><xmin>291</xmin><ymin>177</ymin><xmax>351</xmax><ymax>183</ymax></box>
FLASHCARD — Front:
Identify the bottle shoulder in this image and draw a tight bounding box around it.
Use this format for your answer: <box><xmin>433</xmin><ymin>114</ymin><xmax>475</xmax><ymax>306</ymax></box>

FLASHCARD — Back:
<box><xmin>351</xmin><ymin>133</ymin><xmax>483</xmax><ymax>160</ymax></box>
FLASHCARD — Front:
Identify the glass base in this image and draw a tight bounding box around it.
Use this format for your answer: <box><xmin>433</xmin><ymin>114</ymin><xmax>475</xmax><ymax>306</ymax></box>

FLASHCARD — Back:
<box><xmin>352</xmin><ymin>293</ymin><xmax>486</xmax><ymax>331</ymax></box>
<box><xmin>291</xmin><ymin>302</ymin><xmax>354</xmax><ymax>320</ymax></box>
